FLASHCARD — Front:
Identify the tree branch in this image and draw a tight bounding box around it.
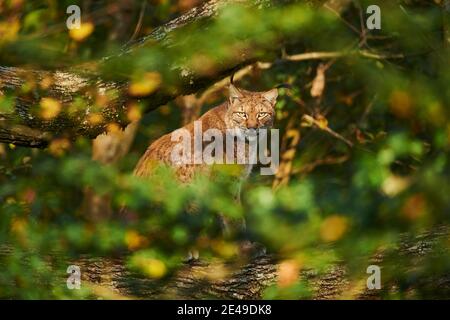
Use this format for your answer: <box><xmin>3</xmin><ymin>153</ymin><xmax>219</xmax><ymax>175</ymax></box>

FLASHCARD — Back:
<box><xmin>0</xmin><ymin>0</ymin><xmax>354</xmax><ymax>148</ymax></box>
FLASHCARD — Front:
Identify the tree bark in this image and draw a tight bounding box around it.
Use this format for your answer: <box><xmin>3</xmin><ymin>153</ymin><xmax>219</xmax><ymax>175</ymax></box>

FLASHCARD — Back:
<box><xmin>1</xmin><ymin>224</ymin><xmax>448</xmax><ymax>299</ymax></box>
<box><xmin>70</xmin><ymin>226</ymin><xmax>450</xmax><ymax>299</ymax></box>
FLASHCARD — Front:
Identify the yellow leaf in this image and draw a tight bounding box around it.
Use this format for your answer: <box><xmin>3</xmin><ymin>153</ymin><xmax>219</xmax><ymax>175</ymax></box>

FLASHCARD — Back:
<box><xmin>0</xmin><ymin>19</ymin><xmax>20</xmax><ymax>44</ymax></box>
<box><xmin>129</xmin><ymin>72</ymin><xmax>161</xmax><ymax>97</ymax></box>
<box><xmin>40</xmin><ymin>76</ymin><xmax>54</xmax><ymax>90</ymax></box>
<box><xmin>301</xmin><ymin>114</ymin><xmax>314</xmax><ymax>127</ymax></box>
<box><xmin>139</xmin><ymin>258</ymin><xmax>167</xmax><ymax>279</ymax></box>
<box><xmin>6</xmin><ymin>197</ymin><xmax>16</xmax><ymax>204</ymax></box>
<box><xmin>87</xmin><ymin>113</ymin><xmax>103</xmax><ymax>125</ymax></box>
<box><xmin>106</xmin><ymin>123</ymin><xmax>121</xmax><ymax>134</ymax></box>
<box><xmin>320</xmin><ymin>215</ymin><xmax>349</xmax><ymax>242</ymax></box>
<box><xmin>211</xmin><ymin>240</ymin><xmax>238</xmax><ymax>259</ymax></box>
<box><xmin>381</xmin><ymin>175</ymin><xmax>411</xmax><ymax>197</ymax></box>
<box><xmin>40</xmin><ymin>97</ymin><xmax>61</xmax><ymax>120</ymax></box>
<box><xmin>0</xmin><ymin>144</ymin><xmax>5</xmax><ymax>157</ymax></box>
<box><xmin>69</xmin><ymin>22</ymin><xmax>94</xmax><ymax>42</ymax></box>
<box><xmin>127</xmin><ymin>103</ymin><xmax>142</xmax><ymax>122</ymax></box>
<box><xmin>315</xmin><ymin>115</ymin><xmax>328</xmax><ymax>129</ymax></box>
<box><xmin>389</xmin><ymin>90</ymin><xmax>413</xmax><ymax>119</ymax></box>
<box><xmin>125</xmin><ymin>230</ymin><xmax>147</xmax><ymax>251</ymax></box>
<box><xmin>11</xmin><ymin>217</ymin><xmax>27</xmax><ymax>235</ymax></box>
<box><xmin>48</xmin><ymin>138</ymin><xmax>71</xmax><ymax>157</ymax></box>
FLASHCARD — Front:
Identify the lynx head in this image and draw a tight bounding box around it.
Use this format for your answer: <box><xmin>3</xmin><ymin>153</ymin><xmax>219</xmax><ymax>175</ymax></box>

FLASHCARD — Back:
<box><xmin>226</xmin><ymin>84</ymin><xmax>278</xmax><ymax>139</ymax></box>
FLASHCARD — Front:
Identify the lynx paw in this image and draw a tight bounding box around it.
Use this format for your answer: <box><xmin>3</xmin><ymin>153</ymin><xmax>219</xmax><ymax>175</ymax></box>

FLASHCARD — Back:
<box><xmin>184</xmin><ymin>249</ymin><xmax>200</xmax><ymax>263</ymax></box>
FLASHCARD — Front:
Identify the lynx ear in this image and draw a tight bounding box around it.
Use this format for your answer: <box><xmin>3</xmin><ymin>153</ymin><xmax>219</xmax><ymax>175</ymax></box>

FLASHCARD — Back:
<box><xmin>262</xmin><ymin>88</ymin><xmax>278</xmax><ymax>104</ymax></box>
<box><xmin>229</xmin><ymin>84</ymin><xmax>243</xmax><ymax>101</ymax></box>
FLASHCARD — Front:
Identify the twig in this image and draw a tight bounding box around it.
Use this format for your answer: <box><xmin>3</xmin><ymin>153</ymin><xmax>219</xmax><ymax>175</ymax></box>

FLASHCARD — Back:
<box><xmin>127</xmin><ymin>1</ymin><xmax>148</xmax><ymax>44</ymax></box>
<box><xmin>284</xmin><ymin>51</ymin><xmax>347</xmax><ymax>61</ymax></box>
<box><xmin>204</xmin><ymin>48</ymin><xmax>403</xmax><ymax>97</ymax></box>
<box><xmin>358</xmin><ymin>50</ymin><xmax>404</xmax><ymax>59</ymax></box>
<box><xmin>292</xmin><ymin>154</ymin><xmax>350</xmax><ymax>175</ymax></box>
<box><xmin>302</xmin><ymin>114</ymin><xmax>354</xmax><ymax>147</ymax></box>
<box><xmin>198</xmin><ymin>63</ymin><xmax>268</xmax><ymax>104</ymax></box>
<box><xmin>324</xmin><ymin>3</ymin><xmax>361</xmax><ymax>35</ymax></box>
<box><xmin>273</xmin><ymin>112</ymin><xmax>302</xmax><ymax>189</ymax></box>
<box><xmin>285</xmin><ymin>50</ymin><xmax>404</xmax><ymax>61</ymax></box>
<box><xmin>358</xmin><ymin>94</ymin><xmax>377</xmax><ymax>126</ymax></box>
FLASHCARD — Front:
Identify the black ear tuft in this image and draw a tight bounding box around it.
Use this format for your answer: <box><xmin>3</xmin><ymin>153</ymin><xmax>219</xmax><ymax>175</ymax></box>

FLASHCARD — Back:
<box><xmin>229</xmin><ymin>84</ymin><xmax>243</xmax><ymax>101</ymax></box>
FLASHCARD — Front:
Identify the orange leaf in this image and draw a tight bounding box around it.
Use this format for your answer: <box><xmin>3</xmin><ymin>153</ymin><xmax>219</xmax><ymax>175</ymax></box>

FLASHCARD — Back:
<box><xmin>320</xmin><ymin>215</ymin><xmax>349</xmax><ymax>242</ymax></box>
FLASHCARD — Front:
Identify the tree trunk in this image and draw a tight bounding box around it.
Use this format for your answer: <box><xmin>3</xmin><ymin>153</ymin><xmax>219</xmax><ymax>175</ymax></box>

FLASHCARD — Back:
<box><xmin>69</xmin><ymin>226</ymin><xmax>450</xmax><ymax>299</ymax></box>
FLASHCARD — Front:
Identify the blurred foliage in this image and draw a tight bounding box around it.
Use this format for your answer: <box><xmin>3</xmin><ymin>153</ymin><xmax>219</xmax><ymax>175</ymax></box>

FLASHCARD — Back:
<box><xmin>1</xmin><ymin>0</ymin><xmax>450</xmax><ymax>299</ymax></box>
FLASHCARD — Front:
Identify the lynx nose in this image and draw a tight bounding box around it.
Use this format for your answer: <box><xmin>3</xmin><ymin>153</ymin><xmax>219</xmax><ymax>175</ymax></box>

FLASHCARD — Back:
<box><xmin>247</xmin><ymin>121</ymin><xmax>258</xmax><ymax>130</ymax></box>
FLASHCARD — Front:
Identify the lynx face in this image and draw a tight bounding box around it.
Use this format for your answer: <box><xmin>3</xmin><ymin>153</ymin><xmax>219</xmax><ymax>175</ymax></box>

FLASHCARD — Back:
<box><xmin>226</xmin><ymin>84</ymin><xmax>278</xmax><ymax>140</ymax></box>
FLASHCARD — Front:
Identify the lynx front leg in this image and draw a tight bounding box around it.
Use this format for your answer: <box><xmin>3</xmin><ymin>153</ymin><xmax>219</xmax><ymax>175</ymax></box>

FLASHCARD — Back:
<box><xmin>218</xmin><ymin>178</ymin><xmax>247</xmax><ymax>238</ymax></box>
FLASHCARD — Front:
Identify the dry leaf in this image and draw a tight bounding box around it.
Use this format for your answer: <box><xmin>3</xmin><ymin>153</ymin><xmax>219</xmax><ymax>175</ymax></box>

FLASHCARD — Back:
<box><xmin>401</xmin><ymin>194</ymin><xmax>427</xmax><ymax>221</ymax></box>
<box><xmin>310</xmin><ymin>64</ymin><xmax>326</xmax><ymax>98</ymax></box>
<box><xmin>382</xmin><ymin>175</ymin><xmax>411</xmax><ymax>197</ymax></box>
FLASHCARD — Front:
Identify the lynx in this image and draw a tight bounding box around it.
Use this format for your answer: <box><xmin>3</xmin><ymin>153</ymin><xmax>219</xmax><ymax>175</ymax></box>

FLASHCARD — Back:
<box><xmin>130</xmin><ymin>82</ymin><xmax>278</xmax><ymax>258</ymax></box>
<box><xmin>134</xmin><ymin>84</ymin><xmax>278</xmax><ymax>181</ymax></box>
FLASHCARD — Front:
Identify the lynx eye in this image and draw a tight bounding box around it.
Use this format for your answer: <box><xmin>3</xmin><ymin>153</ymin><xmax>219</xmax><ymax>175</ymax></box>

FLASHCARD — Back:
<box><xmin>235</xmin><ymin>112</ymin><xmax>247</xmax><ymax>119</ymax></box>
<box><xmin>258</xmin><ymin>112</ymin><xmax>269</xmax><ymax>118</ymax></box>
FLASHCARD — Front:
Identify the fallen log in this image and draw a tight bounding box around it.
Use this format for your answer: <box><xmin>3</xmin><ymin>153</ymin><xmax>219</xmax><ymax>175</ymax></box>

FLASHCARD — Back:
<box><xmin>71</xmin><ymin>226</ymin><xmax>450</xmax><ymax>299</ymax></box>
